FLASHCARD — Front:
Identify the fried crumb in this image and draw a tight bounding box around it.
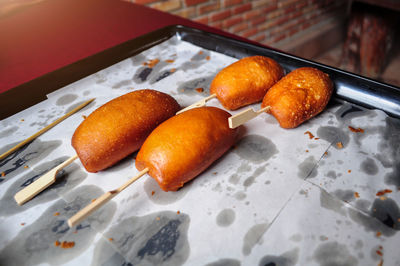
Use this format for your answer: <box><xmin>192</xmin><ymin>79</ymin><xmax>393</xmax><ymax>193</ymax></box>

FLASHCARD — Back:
<box><xmin>324</xmin><ymin>151</ymin><xmax>328</xmax><ymax>156</ymax></box>
<box><xmin>304</xmin><ymin>131</ymin><xmax>314</xmax><ymax>139</ymax></box>
<box><xmin>53</xmin><ymin>212</ymin><xmax>60</xmax><ymax>216</ymax></box>
<box><xmin>165</xmin><ymin>59</ymin><xmax>175</xmax><ymax>63</ymax></box>
<box><xmin>314</xmin><ymin>137</ymin><xmax>320</xmax><ymax>140</ymax></box>
<box><xmin>170</xmin><ymin>68</ymin><xmax>176</xmax><ymax>73</ymax></box>
<box><xmin>305</xmin><ymin>150</ymin><xmax>309</xmax><ymax>152</ymax></box>
<box><xmin>24</xmin><ymin>165</ymin><xmax>29</xmax><ymax>169</ymax></box>
<box><xmin>354</xmin><ymin>192</ymin><xmax>360</xmax><ymax>198</ymax></box>
<box><xmin>20</xmin><ymin>119</ymin><xmax>24</xmax><ymax>122</ymax></box>
<box><xmin>60</xmin><ymin>241</ymin><xmax>75</xmax><ymax>249</ymax></box>
<box><xmin>108</xmin><ymin>238</ymin><xmax>113</xmax><ymax>242</ymax></box>
<box><xmin>177</xmin><ymin>210</ymin><xmax>180</xmax><ymax>214</ymax></box>
<box><xmin>54</xmin><ymin>240</ymin><xmax>61</xmax><ymax>247</ymax></box>
<box><xmin>195</xmin><ymin>87</ymin><xmax>204</xmax><ymax>93</ymax></box>
<box><xmin>20</xmin><ymin>223</ymin><xmax>25</xmax><ymax>226</ymax></box>
<box><xmin>198</xmin><ymin>51</ymin><xmax>203</xmax><ymax>55</ymax></box>
<box><xmin>378</xmin><ymin>259</ymin><xmax>384</xmax><ymax>266</ymax></box>
<box><xmin>348</xmin><ymin>170</ymin><xmax>351</xmax><ymax>173</ymax></box>
<box><xmin>91</xmin><ymin>198</ymin><xmax>96</xmax><ymax>203</ymax></box>
<box><xmin>143</xmin><ymin>58</ymin><xmax>160</xmax><ymax>68</ymax></box>
<box><xmin>376</xmin><ymin>189</ymin><xmax>392</xmax><ymax>196</ymax></box>
<box><xmin>82</xmin><ymin>115</ymin><xmax>87</xmax><ymax>119</ymax></box>
<box><xmin>336</xmin><ymin>142</ymin><xmax>343</xmax><ymax>149</ymax></box>
<box><xmin>380</xmin><ymin>196</ymin><xmax>387</xmax><ymax>201</ymax></box>
<box><xmin>151</xmin><ymin>191</ymin><xmax>155</xmax><ymax>196</ymax></box>
<box><xmin>206</xmin><ymin>55</ymin><xmax>210</xmax><ymax>60</ymax></box>
<box><xmin>213</xmin><ymin>172</ymin><xmax>218</xmax><ymax>175</ymax></box>
<box><xmin>156</xmin><ymin>217</ymin><xmax>160</xmax><ymax>221</ymax></box>
<box><xmin>1</xmin><ymin>172</ymin><xmax>5</xmax><ymax>177</ymax></box>
<box><xmin>348</xmin><ymin>126</ymin><xmax>364</xmax><ymax>133</ymax></box>
<box><xmin>376</xmin><ymin>231</ymin><xmax>382</xmax><ymax>237</ymax></box>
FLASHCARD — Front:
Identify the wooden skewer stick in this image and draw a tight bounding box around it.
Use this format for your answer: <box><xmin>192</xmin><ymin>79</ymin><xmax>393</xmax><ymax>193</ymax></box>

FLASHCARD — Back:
<box><xmin>14</xmin><ymin>155</ymin><xmax>79</xmax><ymax>205</ymax></box>
<box><xmin>0</xmin><ymin>98</ymin><xmax>95</xmax><ymax>161</ymax></box>
<box><xmin>68</xmin><ymin>167</ymin><xmax>149</xmax><ymax>228</ymax></box>
<box><xmin>228</xmin><ymin>106</ymin><xmax>270</xmax><ymax>129</ymax></box>
<box><xmin>176</xmin><ymin>94</ymin><xmax>216</xmax><ymax>115</ymax></box>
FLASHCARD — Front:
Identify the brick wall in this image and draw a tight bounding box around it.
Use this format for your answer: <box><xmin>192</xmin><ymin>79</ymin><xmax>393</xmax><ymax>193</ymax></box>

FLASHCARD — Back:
<box><xmin>126</xmin><ymin>0</ymin><xmax>347</xmax><ymax>48</ymax></box>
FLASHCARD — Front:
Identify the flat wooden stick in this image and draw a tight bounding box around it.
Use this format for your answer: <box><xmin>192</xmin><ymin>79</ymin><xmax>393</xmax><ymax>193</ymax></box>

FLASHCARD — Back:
<box><xmin>14</xmin><ymin>155</ymin><xmax>78</xmax><ymax>205</ymax></box>
<box><xmin>68</xmin><ymin>167</ymin><xmax>149</xmax><ymax>228</ymax></box>
<box><xmin>176</xmin><ymin>94</ymin><xmax>217</xmax><ymax>115</ymax></box>
<box><xmin>228</xmin><ymin>106</ymin><xmax>270</xmax><ymax>129</ymax></box>
<box><xmin>0</xmin><ymin>98</ymin><xmax>94</xmax><ymax>161</ymax></box>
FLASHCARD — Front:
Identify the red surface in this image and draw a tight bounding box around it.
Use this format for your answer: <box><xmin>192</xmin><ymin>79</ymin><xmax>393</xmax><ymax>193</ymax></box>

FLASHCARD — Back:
<box><xmin>0</xmin><ymin>0</ymin><xmax>251</xmax><ymax>94</ymax></box>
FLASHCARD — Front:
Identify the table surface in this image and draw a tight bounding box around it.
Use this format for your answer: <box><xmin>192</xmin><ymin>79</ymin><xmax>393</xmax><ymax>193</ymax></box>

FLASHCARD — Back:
<box><xmin>0</xmin><ymin>0</ymin><xmax>255</xmax><ymax>96</ymax></box>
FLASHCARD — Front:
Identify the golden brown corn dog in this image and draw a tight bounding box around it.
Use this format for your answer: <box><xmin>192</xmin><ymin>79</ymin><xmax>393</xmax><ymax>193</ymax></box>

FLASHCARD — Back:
<box><xmin>135</xmin><ymin>107</ymin><xmax>238</xmax><ymax>191</ymax></box>
<box><xmin>261</xmin><ymin>67</ymin><xmax>333</xmax><ymax>128</ymax></box>
<box><xmin>210</xmin><ymin>56</ymin><xmax>284</xmax><ymax>110</ymax></box>
<box><xmin>72</xmin><ymin>89</ymin><xmax>180</xmax><ymax>172</ymax></box>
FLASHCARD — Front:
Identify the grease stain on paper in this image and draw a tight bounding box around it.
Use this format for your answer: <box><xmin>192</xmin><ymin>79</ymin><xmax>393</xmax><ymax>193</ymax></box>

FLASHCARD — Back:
<box><xmin>144</xmin><ymin>177</ymin><xmax>190</xmax><ymax>205</ymax></box>
<box><xmin>216</xmin><ymin>209</ymin><xmax>235</xmax><ymax>227</ymax></box>
<box><xmin>319</xmin><ymin>189</ymin><xmax>347</xmax><ymax>216</ymax></box>
<box><xmin>134</xmin><ymin>67</ymin><xmax>153</xmax><ymax>83</ymax></box>
<box><xmin>243</xmin><ymin>165</ymin><xmax>267</xmax><ymax>188</ymax></box>
<box><xmin>56</xmin><ymin>94</ymin><xmax>78</xmax><ymax>106</ymax></box>
<box><xmin>360</xmin><ymin>157</ymin><xmax>378</xmax><ymax>175</ymax></box>
<box><xmin>259</xmin><ymin>248</ymin><xmax>299</xmax><ymax>266</ymax></box>
<box><xmin>176</xmin><ymin>76</ymin><xmax>212</xmax><ymax>96</ymax></box>
<box><xmin>150</xmin><ymin>69</ymin><xmax>177</xmax><ymax>84</ymax></box>
<box><xmin>65</xmin><ymin>100</ymin><xmax>94</xmax><ymax>114</ymax></box>
<box><xmin>0</xmin><ymin>185</ymin><xmax>116</xmax><ymax>266</ymax></box>
<box><xmin>0</xmin><ymin>157</ymin><xmax>87</xmax><ymax>217</ymax></box>
<box><xmin>242</xmin><ymin>223</ymin><xmax>269</xmax><ymax>256</ymax></box>
<box><xmin>95</xmin><ymin>211</ymin><xmax>190</xmax><ymax>266</ymax></box>
<box><xmin>112</xmin><ymin>80</ymin><xmax>132</xmax><ymax>89</ymax></box>
<box><xmin>332</xmin><ymin>189</ymin><xmax>356</xmax><ymax>203</ymax></box>
<box><xmin>369</xmin><ymin>198</ymin><xmax>400</xmax><ymax>231</ymax></box>
<box><xmin>205</xmin><ymin>258</ymin><xmax>241</xmax><ymax>266</ymax></box>
<box><xmin>0</xmin><ymin>126</ymin><xmax>18</xmax><ymax>139</ymax></box>
<box><xmin>325</xmin><ymin>170</ymin><xmax>337</xmax><ymax>179</ymax></box>
<box><xmin>348</xmin><ymin>199</ymin><xmax>399</xmax><ymax>237</ymax></box>
<box><xmin>313</xmin><ymin>241</ymin><xmax>358</xmax><ymax>266</ymax></box>
<box><xmin>298</xmin><ymin>156</ymin><xmax>318</xmax><ymax>179</ymax></box>
<box><xmin>316</xmin><ymin>126</ymin><xmax>350</xmax><ymax>148</ymax></box>
<box><xmin>0</xmin><ymin>140</ymin><xmax>61</xmax><ymax>183</ymax></box>
<box><xmin>234</xmin><ymin>135</ymin><xmax>278</xmax><ymax>164</ymax></box>
<box><xmin>380</xmin><ymin>117</ymin><xmax>400</xmax><ymax>187</ymax></box>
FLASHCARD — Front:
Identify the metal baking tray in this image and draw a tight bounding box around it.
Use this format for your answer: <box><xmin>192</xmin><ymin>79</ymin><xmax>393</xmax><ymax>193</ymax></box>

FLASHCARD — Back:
<box><xmin>1</xmin><ymin>24</ymin><xmax>399</xmax><ymax>120</ymax></box>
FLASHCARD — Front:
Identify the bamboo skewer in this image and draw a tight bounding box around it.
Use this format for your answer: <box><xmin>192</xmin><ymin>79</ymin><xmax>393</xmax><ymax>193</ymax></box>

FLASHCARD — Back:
<box><xmin>228</xmin><ymin>106</ymin><xmax>270</xmax><ymax>129</ymax></box>
<box><xmin>0</xmin><ymin>98</ymin><xmax>95</xmax><ymax>161</ymax></box>
<box><xmin>68</xmin><ymin>167</ymin><xmax>149</xmax><ymax>227</ymax></box>
<box><xmin>14</xmin><ymin>155</ymin><xmax>79</xmax><ymax>205</ymax></box>
<box><xmin>176</xmin><ymin>94</ymin><xmax>216</xmax><ymax>114</ymax></box>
